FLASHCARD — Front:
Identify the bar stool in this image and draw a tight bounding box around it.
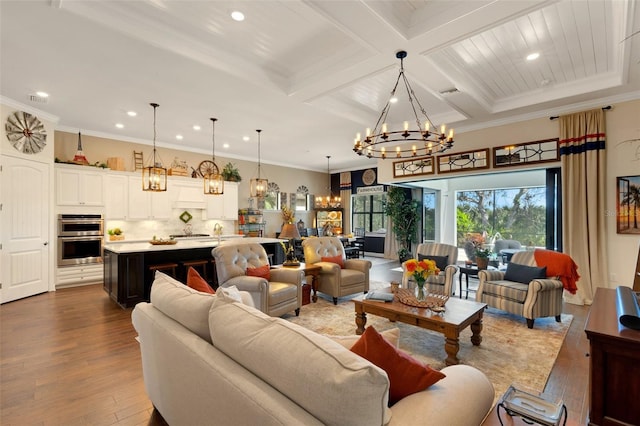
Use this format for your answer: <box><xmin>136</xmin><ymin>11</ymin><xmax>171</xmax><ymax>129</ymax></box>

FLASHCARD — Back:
<box><xmin>181</xmin><ymin>259</ymin><xmax>210</xmax><ymax>284</ymax></box>
<box><xmin>148</xmin><ymin>262</ymin><xmax>178</xmax><ymax>278</ymax></box>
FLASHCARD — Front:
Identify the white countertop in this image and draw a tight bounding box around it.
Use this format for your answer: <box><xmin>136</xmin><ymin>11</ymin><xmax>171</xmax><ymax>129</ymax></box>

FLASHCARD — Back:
<box><xmin>104</xmin><ymin>237</ymin><xmax>284</xmax><ymax>254</ymax></box>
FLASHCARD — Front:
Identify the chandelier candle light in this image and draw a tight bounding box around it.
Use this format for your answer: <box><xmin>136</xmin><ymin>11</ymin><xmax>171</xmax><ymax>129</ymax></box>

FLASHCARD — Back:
<box><xmin>142</xmin><ymin>103</ymin><xmax>167</xmax><ymax>192</ymax></box>
<box><xmin>203</xmin><ymin>117</ymin><xmax>224</xmax><ymax>195</ymax></box>
<box><xmin>250</xmin><ymin>129</ymin><xmax>268</xmax><ymax>198</ymax></box>
<box><xmin>353</xmin><ymin>51</ymin><xmax>454</xmax><ymax>159</ymax></box>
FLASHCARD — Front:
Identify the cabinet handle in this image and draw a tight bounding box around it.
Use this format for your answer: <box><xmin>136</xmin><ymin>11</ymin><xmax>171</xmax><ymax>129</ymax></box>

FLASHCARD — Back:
<box><xmin>43</xmin><ymin>242</ymin><xmax>48</xmax><ymax>246</ymax></box>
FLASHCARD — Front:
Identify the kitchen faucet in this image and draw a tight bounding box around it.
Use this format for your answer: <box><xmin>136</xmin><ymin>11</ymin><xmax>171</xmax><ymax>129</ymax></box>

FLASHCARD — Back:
<box><xmin>213</xmin><ymin>223</ymin><xmax>223</xmax><ymax>243</ymax></box>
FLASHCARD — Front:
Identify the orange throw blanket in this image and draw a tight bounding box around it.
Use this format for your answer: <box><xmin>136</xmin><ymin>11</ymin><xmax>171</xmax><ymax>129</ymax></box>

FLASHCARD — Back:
<box><xmin>533</xmin><ymin>249</ymin><xmax>580</xmax><ymax>294</ymax></box>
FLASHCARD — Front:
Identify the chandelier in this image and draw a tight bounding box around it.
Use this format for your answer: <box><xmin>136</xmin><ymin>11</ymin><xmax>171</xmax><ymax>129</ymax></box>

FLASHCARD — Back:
<box><xmin>250</xmin><ymin>129</ymin><xmax>268</xmax><ymax>198</ymax></box>
<box><xmin>203</xmin><ymin>117</ymin><xmax>224</xmax><ymax>195</ymax></box>
<box><xmin>315</xmin><ymin>156</ymin><xmax>341</xmax><ymax>209</ymax></box>
<box><xmin>353</xmin><ymin>51</ymin><xmax>454</xmax><ymax>159</ymax></box>
<box><xmin>142</xmin><ymin>103</ymin><xmax>167</xmax><ymax>192</ymax></box>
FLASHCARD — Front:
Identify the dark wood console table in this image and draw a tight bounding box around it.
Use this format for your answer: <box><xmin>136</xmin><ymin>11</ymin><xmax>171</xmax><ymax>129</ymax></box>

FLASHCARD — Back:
<box><xmin>584</xmin><ymin>287</ymin><xmax>640</xmax><ymax>426</ymax></box>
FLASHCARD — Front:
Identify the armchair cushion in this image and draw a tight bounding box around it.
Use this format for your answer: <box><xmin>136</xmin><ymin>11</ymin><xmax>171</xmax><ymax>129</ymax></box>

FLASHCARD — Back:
<box><xmin>503</xmin><ymin>263</ymin><xmax>547</xmax><ymax>284</ymax></box>
<box><xmin>417</xmin><ymin>254</ymin><xmax>448</xmax><ymax>271</ymax></box>
<box><xmin>246</xmin><ymin>264</ymin><xmax>271</xmax><ymax>280</ymax></box>
<box><xmin>321</xmin><ymin>254</ymin><xmax>344</xmax><ymax>268</ymax></box>
<box><xmin>351</xmin><ymin>326</ymin><xmax>445</xmax><ymax>406</ymax></box>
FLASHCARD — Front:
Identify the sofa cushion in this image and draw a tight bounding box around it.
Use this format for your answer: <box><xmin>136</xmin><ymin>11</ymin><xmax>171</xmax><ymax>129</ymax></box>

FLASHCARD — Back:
<box><xmin>209</xmin><ymin>297</ymin><xmax>391</xmax><ymax>425</ymax></box>
<box><xmin>246</xmin><ymin>264</ymin><xmax>271</xmax><ymax>280</ymax></box>
<box><xmin>150</xmin><ymin>271</ymin><xmax>216</xmax><ymax>343</ymax></box>
<box><xmin>321</xmin><ymin>254</ymin><xmax>344</xmax><ymax>268</ymax></box>
<box><xmin>350</xmin><ymin>326</ymin><xmax>446</xmax><ymax>406</ymax></box>
<box><xmin>418</xmin><ymin>254</ymin><xmax>448</xmax><ymax>271</ymax></box>
<box><xmin>504</xmin><ymin>262</ymin><xmax>547</xmax><ymax>284</ymax></box>
<box><xmin>187</xmin><ymin>267</ymin><xmax>214</xmax><ymax>294</ymax></box>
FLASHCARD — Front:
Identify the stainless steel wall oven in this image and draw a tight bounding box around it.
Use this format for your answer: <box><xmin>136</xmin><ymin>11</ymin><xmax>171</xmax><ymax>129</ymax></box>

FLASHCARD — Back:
<box><xmin>57</xmin><ymin>214</ymin><xmax>104</xmax><ymax>266</ymax></box>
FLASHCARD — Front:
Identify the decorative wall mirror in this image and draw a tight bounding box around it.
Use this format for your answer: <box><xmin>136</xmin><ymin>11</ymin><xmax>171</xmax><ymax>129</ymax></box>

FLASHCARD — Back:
<box><xmin>294</xmin><ymin>185</ymin><xmax>310</xmax><ymax>211</ymax></box>
<box><xmin>264</xmin><ymin>182</ymin><xmax>282</xmax><ymax>210</ymax></box>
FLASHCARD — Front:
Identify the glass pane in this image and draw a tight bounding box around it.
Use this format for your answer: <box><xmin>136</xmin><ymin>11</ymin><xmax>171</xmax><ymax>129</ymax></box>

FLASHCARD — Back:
<box><xmin>423</xmin><ymin>192</ymin><xmax>436</xmax><ymax>241</ymax></box>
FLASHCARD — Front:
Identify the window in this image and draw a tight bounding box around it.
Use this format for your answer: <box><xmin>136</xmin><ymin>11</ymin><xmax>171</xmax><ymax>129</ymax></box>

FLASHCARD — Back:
<box><xmin>423</xmin><ymin>191</ymin><xmax>437</xmax><ymax>242</ymax></box>
<box><xmin>352</xmin><ymin>193</ymin><xmax>386</xmax><ymax>233</ymax></box>
<box><xmin>456</xmin><ymin>186</ymin><xmax>546</xmax><ymax>248</ymax></box>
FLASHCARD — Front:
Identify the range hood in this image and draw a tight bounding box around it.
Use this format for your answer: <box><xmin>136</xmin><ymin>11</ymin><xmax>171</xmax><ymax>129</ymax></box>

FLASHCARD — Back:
<box><xmin>173</xmin><ymin>186</ymin><xmax>206</xmax><ymax>209</ymax></box>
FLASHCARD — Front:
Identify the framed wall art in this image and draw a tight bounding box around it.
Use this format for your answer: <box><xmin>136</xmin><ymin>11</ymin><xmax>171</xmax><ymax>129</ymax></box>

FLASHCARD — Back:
<box><xmin>617</xmin><ymin>175</ymin><xmax>640</xmax><ymax>234</ymax></box>
<box><xmin>393</xmin><ymin>157</ymin><xmax>435</xmax><ymax>178</ymax></box>
<box><xmin>493</xmin><ymin>138</ymin><xmax>559</xmax><ymax>168</ymax></box>
<box><xmin>436</xmin><ymin>148</ymin><xmax>490</xmax><ymax>174</ymax></box>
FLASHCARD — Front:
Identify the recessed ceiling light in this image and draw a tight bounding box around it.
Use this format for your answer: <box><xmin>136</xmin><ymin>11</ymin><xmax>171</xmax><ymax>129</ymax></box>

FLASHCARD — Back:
<box><xmin>242</xmin><ymin>136</ymin><xmax>250</xmax><ymax>142</ymax></box>
<box><xmin>193</xmin><ymin>125</ymin><xmax>201</xmax><ymax>131</ymax></box>
<box><xmin>231</xmin><ymin>11</ymin><xmax>245</xmax><ymax>21</ymax></box>
<box><xmin>223</xmin><ymin>143</ymin><xmax>229</xmax><ymax>149</ymax></box>
<box><xmin>36</xmin><ymin>91</ymin><xmax>49</xmax><ymax>98</ymax></box>
<box><xmin>115</xmin><ymin>123</ymin><xmax>124</xmax><ymax>129</ymax></box>
<box><xmin>526</xmin><ymin>52</ymin><xmax>540</xmax><ymax>61</ymax></box>
<box><xmin>390</xmin><ymin>97</ymin><xmax>398</xmax><ymax>104</ymax></box>
<box><xmin>127</xmin><ymin>111</ymin><xmax>137</xmax><ymax>117</ymax></box>
<box><xmin>176</xmin><ymin>135</ymin><xmax>183</xmax><ymax>140</ymax></box>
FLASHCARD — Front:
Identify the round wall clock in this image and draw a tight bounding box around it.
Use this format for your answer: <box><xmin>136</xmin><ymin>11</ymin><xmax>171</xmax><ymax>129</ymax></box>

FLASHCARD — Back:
<box><xmin>5</xmin><ymin>111</ymin><xmax>47</xmax><ymax>154</ymax></box>
<box><xmin>362</xmin><ymin>168</ymin><xmax>376</xmax><ymax>185</ymax></box>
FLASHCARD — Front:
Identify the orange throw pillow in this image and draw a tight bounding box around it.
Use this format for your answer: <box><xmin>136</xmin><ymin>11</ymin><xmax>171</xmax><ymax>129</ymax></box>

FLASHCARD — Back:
<box><xmin>246</xmin><ymin>264</ymin><xmax>271</xmax><ymax>281</ymax></box>
<box><xmin>321</xmin><ymin>255</ymin><xmax>344</xmax><ymax>269</ymax></box>
<box><xmin>186</xmin><ymin>267</ymin><xmax>214</xmax><ymax>294</ymax></box>
<box><xmin>350</xmin><ymin>326</ymin><xmax>445</xmax><ymax>406</ymax></box>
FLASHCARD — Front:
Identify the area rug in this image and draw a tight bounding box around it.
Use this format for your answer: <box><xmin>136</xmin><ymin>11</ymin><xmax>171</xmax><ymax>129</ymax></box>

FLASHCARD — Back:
<box><xmin>284</xmin><ymin>281</ymin><xmax>572</xmax><ymax>403</ymax></box>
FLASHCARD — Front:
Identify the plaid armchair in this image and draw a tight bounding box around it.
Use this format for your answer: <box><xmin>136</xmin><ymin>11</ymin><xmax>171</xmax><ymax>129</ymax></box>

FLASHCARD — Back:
<box><xmin>476</xmin><ymin>251</ymin><xmax>563</xmax><ymax>328</ymax></box>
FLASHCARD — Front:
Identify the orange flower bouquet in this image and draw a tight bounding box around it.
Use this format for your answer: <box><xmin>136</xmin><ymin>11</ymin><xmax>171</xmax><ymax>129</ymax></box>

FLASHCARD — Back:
<box><xmin>404</xmin><ymin>258</ymin><xmax>440</xmax><ymax>301</ymax></box>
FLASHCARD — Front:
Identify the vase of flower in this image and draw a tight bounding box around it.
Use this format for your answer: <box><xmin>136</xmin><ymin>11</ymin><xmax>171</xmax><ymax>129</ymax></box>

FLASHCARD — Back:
<box><xmin>404</xmin><ymin>258</ymin><xmax>440</xmax><ymax>302</ymax></box>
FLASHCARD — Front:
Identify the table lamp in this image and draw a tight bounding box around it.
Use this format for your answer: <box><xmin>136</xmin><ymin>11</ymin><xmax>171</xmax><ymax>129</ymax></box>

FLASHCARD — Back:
<box><xmin>280</xmin><ymin>223</ymin><xmax>301</xmax><ymax>267</ymax></box>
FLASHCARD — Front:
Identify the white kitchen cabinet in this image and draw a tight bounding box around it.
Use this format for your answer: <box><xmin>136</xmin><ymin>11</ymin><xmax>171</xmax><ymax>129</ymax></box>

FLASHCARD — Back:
<box><xmin>127</xmin><ymin>176</ymin><xmax>171</xmax><ymax>220</ymax></box>
<box><xmin>104</xmin><ymin>174</ymin><xmax>128</xmax><ymax>219</ymax></box>
<box><xmin>203</xmin><ymin>181</ymin><xmax>238</xmax><ymax>220</ymax></box>
<box><xmin>56</xmin><ymin>165</ymin><xmax>105</xmax><ymax>206</ymax></box>
<box><xmin>56</xmin><ymin>264</ymin><xmax>104</xmax><ymax>288</ymax></box>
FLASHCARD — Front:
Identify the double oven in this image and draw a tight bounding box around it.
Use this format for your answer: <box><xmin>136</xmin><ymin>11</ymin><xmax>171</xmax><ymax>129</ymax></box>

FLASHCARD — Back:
<box><xmin>57</xmin><ymin>214</ymin><xmax>104</xmax><ymax>267</ymax></box>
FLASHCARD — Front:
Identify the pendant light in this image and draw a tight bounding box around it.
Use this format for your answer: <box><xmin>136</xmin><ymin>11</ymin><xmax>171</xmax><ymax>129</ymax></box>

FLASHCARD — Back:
<box><xmin>142</xmin><ymin>103</ymin><xmax>167</xmax><ymax>192</ymax></box>
<box><xmin>316</xmin><ymin>156</ymin><xmax>341</xmax><ymax>208</ymax></box>
<box><xmin>203</xmin><ymin>117</ymin><xmax>224</xmax><ymax>195</ymax></box>
<box><xmin>250</xmin><ymin>129</ymin><xmax>268</xmax><ymax>198</ymax></box>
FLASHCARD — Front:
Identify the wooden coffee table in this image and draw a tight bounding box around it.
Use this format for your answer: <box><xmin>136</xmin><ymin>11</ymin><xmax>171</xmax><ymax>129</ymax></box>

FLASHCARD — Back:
<box><xmin>352</xmin><ymin>289</ymin><xmax>487</xmax><ymax>366</ymax></box>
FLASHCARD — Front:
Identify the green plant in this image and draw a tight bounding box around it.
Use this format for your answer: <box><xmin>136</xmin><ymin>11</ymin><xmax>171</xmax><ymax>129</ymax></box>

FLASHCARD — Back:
<box><xmin>475</xmin><ymin>247</ymin><xmax>492</xmax><ymax>258</ymax></box>
<box><xmin>221</xmin><ymin>162</ymin><xmax>242</xmax><ymax>182</ymax></box>
<box><xmin>384</xmin><ymin>186</ymin><xmax>420</xmax><ymax>262</ymax></box>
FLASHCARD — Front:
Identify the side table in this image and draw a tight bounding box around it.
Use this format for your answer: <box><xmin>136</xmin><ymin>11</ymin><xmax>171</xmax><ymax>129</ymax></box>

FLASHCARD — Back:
<box><xmin>273</xmin><ymin>263</ymin><xmax>322</xmax><ymax>304</ymax></box>
<box><xmin>458</xmin><ymin>264</ymin><xmax>498</xmax><ymax>299</ymax></box>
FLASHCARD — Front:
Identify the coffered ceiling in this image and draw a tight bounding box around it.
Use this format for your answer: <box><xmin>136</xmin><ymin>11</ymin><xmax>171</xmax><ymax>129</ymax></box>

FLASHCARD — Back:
<box><xmin>1</xmin><ymin>0</ymin><xmax>639</xmax><ymax>172</ymax></box>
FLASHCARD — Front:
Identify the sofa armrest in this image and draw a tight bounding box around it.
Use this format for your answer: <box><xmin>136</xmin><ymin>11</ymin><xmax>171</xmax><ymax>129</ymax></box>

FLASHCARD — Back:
<box><xmin>222</xmin><ymin>276</ymin><xmax>268</xmax><ymax>293</ymax></box>
<box><xmin>389</xmin><ymin>365</ymin><xmax>494</xmax><ymax>426</ymax></box>
<box><xmin>270</xmin><ymin>268</ymin><xmax>303</xmax><ymax>285</ymax></box>
<box><xmin>478</xmin><ymin>269</ymin><xmax>504</xmax><ymax>282</ymax></box>
<box><xmin>314</xmin><ymin>261</ymin><xmax>341</xmax><ymax>275</ymax></box>
<box><xmin>344</xmin><ymin>258</ymin><xmax>372</xmax><ymax>272</ymax></box>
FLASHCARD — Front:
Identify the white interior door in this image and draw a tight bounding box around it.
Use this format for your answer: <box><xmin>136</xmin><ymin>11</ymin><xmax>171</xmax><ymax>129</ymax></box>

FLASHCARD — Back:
<box><xmin>1</xmin><ymin>155</ymin><xmax>50</xmax><ymax>303</ymax></box>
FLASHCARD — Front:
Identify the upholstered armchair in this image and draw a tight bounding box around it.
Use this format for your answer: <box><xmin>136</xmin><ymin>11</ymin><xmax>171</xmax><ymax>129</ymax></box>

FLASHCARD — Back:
<box><xmin>476</xmin><ymin>251</ymin><xmax>563</xmax><ymax>328</ymax></box>
<box><xmin>302</xmin><ymin>237</ymin><xmax>372</xmax><ymax>305</ymax></box>
<box><xmin>212</xmin><ymin>242</ymin><xmax>304</xmax><ymax>317</ymax></box>
<box><xmin>401</xmin><ymin>243</ymin><xmax>459</xmax><ymax>296</ymax></box>
<box><xmin>493</xmin><ymin>239</ymin><xmax>523</xmax><ymax>263</ymax></box>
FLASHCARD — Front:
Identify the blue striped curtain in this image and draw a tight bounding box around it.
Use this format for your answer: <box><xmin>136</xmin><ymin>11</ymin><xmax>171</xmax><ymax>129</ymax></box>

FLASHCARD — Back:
<box><xmin>559</xmin><ymin>108</ymin><xmax>608</xmax><ymax>305</ymax></box>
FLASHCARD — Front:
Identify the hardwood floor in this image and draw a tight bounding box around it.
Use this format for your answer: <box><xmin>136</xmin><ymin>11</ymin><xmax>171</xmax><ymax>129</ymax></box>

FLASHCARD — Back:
<box><xmin>1</xmin><ymin>261</ymin><xmax>590</xmax><ymax>425</ymax></box>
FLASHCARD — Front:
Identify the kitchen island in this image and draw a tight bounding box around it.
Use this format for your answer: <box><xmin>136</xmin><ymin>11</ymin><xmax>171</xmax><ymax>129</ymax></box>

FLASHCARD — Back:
<box><xmin>103</xmin><ymin>237</ymin><xmax>285</xmax><ymax>308</ymax></box>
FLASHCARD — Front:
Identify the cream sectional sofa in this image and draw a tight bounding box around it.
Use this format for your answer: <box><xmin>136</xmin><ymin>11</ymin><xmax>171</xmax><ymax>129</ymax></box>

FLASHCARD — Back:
<box><xmin>132</xmin><ymin>272</ymin><xmax>495</xmax><ymax>426</ymax></box>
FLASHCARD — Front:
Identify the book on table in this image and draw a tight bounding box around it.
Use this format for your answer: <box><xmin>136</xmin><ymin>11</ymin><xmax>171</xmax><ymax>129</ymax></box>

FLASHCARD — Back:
<box><xmin>365</xmin><ymin>291</ymin><xmax>394</xmax><ymax>302</ymax></box>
